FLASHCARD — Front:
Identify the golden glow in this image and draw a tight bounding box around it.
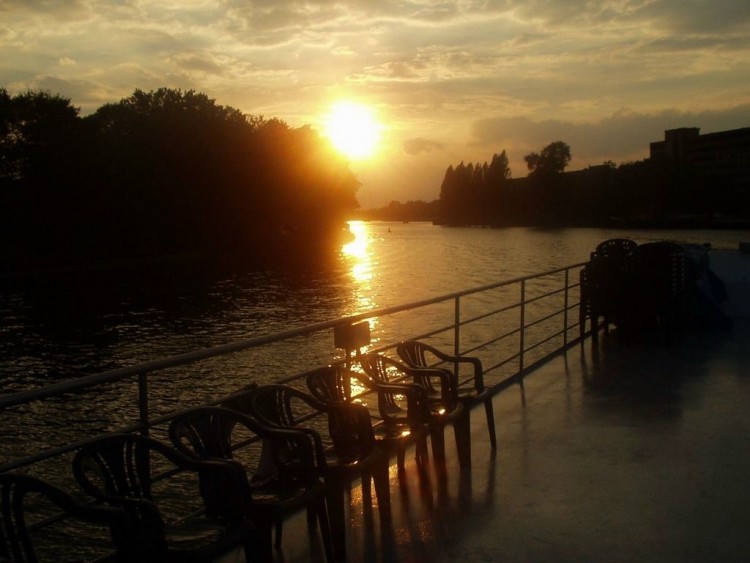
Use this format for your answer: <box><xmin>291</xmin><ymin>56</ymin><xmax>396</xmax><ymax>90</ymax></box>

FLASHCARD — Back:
<box><xmin>342</xmin><ymin>221</ymin><xmax>372</xmax><ymax>283</ymax></box>
<box><xmin>337</xmin><ymin>221</ymin><xmax>379</xmax><ymax>360</ymax></box>
<box><xmin>349</xmin><ymin>372</ymin><xmax>370</xmax><ymax>396</ymax></box>
<box><xmin>323</xmin><ymin>101</ymin><xmax>381</xmax><ymax>160</ymax></box>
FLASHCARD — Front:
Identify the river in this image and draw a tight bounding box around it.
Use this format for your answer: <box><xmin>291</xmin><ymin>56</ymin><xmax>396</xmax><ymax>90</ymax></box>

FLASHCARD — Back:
<box><xmin>1</xmin><ymin>222</ymin><xmax>748</xmax><ymax>394</ymax></box>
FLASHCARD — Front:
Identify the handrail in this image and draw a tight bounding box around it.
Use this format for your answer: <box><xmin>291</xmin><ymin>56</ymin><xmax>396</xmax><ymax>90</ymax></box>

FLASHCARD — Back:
<box><xmin>1</xmin><ymin>260</ymin><xmax>587</xmax><ymax>475</ymax></box>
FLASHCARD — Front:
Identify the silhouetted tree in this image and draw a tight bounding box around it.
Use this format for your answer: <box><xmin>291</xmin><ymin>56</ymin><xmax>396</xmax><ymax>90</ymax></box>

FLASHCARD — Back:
<box><xmin>524</xmin><ymin>141</ymin><xmax>571</xmax><ymax>176</ymax></box>
<box><xmin>0</xmin><ymin>89</ymin><xmax>84</xmax><ymax>264</ymax></box>
<box><xmin>0</xmin><ymin>87</ymin><xmax>360</xmax><ymax>272</ymax></box>
<box><xmin>486</xmin><ymin>151</ymin><xmax>511</xmax><ymax>185</ymax></box>
<box><xmin>439</xmin><ymin>161</ymin><xmax>478</xmax><ymax>225</ymax></box>
<box><xmin>0</xmin><ymin>89</ymin><xmax>80</xmax><ymax>186</ymax></box>
<box><xmin>484</xmin><ymin>151</ymin><xmax>512</xmax><ymax>224</ymax></box>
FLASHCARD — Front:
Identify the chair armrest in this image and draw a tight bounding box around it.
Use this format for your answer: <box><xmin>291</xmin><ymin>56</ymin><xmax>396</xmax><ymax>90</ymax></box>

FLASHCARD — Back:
<box><xmin>407</xmin><ymin>367</ymin><xmax>457</xmax><ymax>407</ymax></box>
<box><xmin>452</xmin><ymin>356</ymin><xmax>485</xmax><ymax>391</ymax></box>
<box><xmin>268</xmin><ymin>428</ymin><xmax>324</xmax><ymax>476</ymax></box>
<box><xmin>352</xmin><ymin>369</ymin><xmax>426</xmax><ymax>398</ymax></box>
<box><xmin>268</xmin><ymin>425</ymin><xmax>327</xmax><ymax>471</ymax></box>
<box><xmin>351</xmin><ymin>371</ymin><xmax>430</xmax><ymax>425</ymax></box>
<box><xmin>217</xmin><ymin>407</ymin><xmax>321</xmax><ymax>473</ymax></box>
<box><xmin>399</xmin><ymin>341</ymin><xmax>486</xmax><ymax>391</ymax></box>
<box><xmin>73</xmin><ymin>435</ymin><xmax>253</xmax><ymax>523</ymax></box>
<box><xmin>15</xmin><ymin>474</ymin><xmax>129</xmax><ymax>525</ymax></box>
<box><xmin>366</xmin><ymin>353</ymin><xmax>458</xmax><ymax>408</ymax></box>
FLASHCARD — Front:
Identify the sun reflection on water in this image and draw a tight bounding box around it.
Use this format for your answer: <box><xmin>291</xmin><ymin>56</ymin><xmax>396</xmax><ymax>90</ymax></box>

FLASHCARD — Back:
<box><xmin>342</xmin><ymin>221</ymin><xmax>377</xmax><ymax>317</ymax></box>
<box><xmin>343</xmin><ymin>220</ymin><xmax>372</xmax><ymax>282</ymax></box>
<box><xmin>340</xmin><ymin>220</ymin><xmax>381</xmax><ymax>355</ymax></box>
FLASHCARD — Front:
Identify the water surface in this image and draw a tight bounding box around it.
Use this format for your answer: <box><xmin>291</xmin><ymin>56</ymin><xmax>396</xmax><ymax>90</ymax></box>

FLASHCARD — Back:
<box><xmin>1</xmin><ymin>223</ymin><xmax>747</xmax><ymax>391</ymax></box>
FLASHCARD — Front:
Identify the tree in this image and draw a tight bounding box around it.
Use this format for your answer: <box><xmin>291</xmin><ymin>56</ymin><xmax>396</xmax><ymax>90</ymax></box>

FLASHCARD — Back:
<box><xmin>0</xmin><ymin>89</ymin><xmax>80</xmax><ymax>186</ymax></box>
<box><xmin>486</xmin><ymin>150</ymin><xmax>511</xmax><ymax>185</ymax></box>
<box><xmin>0</xmin><ymin>90</ymin><xmax>84</xmax><ymax>262</ymax></box>
<box><xmin>524</xmin><ymin>141</ymin><xmax>571</xmax><ymax>176</ymax></box>
<box><xmin>0</xmin><ymin>87</ymin><xmax>361</xmax><ymax>271</ymax></box>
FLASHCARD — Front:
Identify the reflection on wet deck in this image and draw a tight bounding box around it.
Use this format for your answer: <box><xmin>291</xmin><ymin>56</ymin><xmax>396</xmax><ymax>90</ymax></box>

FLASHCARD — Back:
<box><xmin>279</xmin><ymin>317</ymin><xmax>750</xmax><ymax>562</ymax></box>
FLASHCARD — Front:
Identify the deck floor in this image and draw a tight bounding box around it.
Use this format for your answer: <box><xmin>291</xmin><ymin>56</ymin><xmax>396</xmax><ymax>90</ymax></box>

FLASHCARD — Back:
<box><xmin>274</xmin><ymin>316</ymin><xmax>750</xmax><ymax>563</ymax></box>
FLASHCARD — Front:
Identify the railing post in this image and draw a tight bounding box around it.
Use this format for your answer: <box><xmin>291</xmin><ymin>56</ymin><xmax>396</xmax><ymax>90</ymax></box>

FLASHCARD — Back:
<box><xmin>454</xmin><ymin>296</ymin><xmax>461</xmax><ymax>375</ymax></box>
<box><xmin>453</xmin><ymin>297</ymin><xmax>461</xmax><ymax>354</ymax></box>
<box><xmin>519</xmin><ymin>279</ymin><xmax>526</xmax><ymax>375</ymax></box>
<box><xmin>563</xmin><ymin>268</ymin><xmax>570</xmax><ymax>347</ymax></box>
<box><xmin>138</xmin><ymin>372</ymin><xmax>150</xmax><ymax>436</ymax></box>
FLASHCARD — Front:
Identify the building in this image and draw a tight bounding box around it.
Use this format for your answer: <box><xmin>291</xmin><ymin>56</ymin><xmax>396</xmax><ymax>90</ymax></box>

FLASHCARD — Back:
<box><xmin>650</xmin><ymin>126</ymin><xmax>750</xmax><ymax>193</ymax></box>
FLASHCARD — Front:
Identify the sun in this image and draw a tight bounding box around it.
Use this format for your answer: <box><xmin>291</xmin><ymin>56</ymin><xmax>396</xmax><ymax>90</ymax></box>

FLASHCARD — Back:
<box><xmin>323</xmin><ymin>101</ymin><xmax>381</xmax><ymax>160</ymax></box>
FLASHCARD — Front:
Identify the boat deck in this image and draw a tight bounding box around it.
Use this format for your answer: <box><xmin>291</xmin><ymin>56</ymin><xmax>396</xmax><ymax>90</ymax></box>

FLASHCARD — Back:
<box><xmin>277</xmin><ymin>314</ymin><xmax>750</xmax><ymax>561</ymax></box>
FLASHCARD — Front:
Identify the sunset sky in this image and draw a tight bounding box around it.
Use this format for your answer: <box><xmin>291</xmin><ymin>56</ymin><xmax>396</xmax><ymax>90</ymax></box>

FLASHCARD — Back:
<box><xmin>2</xmin><ymin>1</ymin><xmax>749</xmax><ymax>208</ymax></box>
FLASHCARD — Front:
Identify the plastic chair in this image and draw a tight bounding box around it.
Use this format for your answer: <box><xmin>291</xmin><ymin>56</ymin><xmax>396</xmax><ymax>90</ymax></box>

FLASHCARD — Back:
<box><xmin>72</xmin><ymin>433</ymin><xmax>259</xmax><ymax>563</ymax></box>
<box><xmin>594</xmin><ymin>238</ymin><xmax>637</xmax><ymax>258</ymax></box>
<box><xmin>305</xmin><ymin>365</ymin><xmax>430</xmax><ymax>472</ymax></box>
<box><xmin>620</xmin><ymin>241</ymin><xmax>687</xmax><ymax>343</ymax></box>
<box><xmin>583</xmin><ymin>239</ymin><xmax>638</xmax><ymax>341</ymax></box>
<box><xmin>168</xmin><ymin>406</ymin><xmax>334</xmax><ymax>561</ymax></box>
<box><xmin>358</xmin><ymin>353</ymin><xmax>470</xmax><ymax>469</ymax></box>
<box><xmin>245</xmin><ymin>384</ymin><xmax>390</xmax><ymax>562</ymax></box>
<box><xmin>0</xmin><ymin>472</ymin><xmax>130</xmax><ymax>563</ymax></box>
<box><xmin>579</xmin><ymin>263</ymin><xmax>601</xmax><ymax>342</ymax></box>
<box><xmin>396</xmin><ymin>340</ymin><xmax>497</xmax><ymax>449</ymax></box>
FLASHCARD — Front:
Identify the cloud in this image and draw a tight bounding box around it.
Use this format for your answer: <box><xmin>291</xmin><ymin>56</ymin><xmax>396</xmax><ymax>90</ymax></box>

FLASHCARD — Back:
<box><xmin>403</xmin><ymin>137</ymin><xmax>445</xmax><ymax>155</ymax></box>
<box><xmin>634</xmin><ymin>0</ymin><xmax>750</xmax><ymax>34</ymax></box>
<box><xmin>0</xmin><ymin>0</ymin><xmax>91</xmax><ymax>20</ymax></box>
<box><xmin>470</xmin><ymin>104</ymin><xmax>750</xmax><ymax>168</ymax></box>
<box><xmin>170</xmin><ymin>53</ymin><xmax>225</xmax><ymax>76</ymax></box>
<box><xmin>1</xmin><ymin>0</ymin><xmax>749</xmax><ymax>207</ymax></box>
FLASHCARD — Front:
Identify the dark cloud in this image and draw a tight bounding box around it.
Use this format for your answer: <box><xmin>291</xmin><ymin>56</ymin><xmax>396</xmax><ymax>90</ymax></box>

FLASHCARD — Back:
<box><xmin>638</xmin><ymin>32</ymin><xmax>750</xmax><ymax>54</ymax></box>
<box><xmin>0</xmin><ymin>0</ymin><xmax>89</xmax><ymax>18</ymax></box>
<box><xmin>27</xmin><ymin>74</ymin><xmax>118</xmax><ymax>114</ymax></box>
<box><xmin>171</xmin><ymin>53</ymin><xmax>226</xmax><ymax>76</ymax></box>
<box><xmin>471</xmin><ymin>104</ymin><xmax>750</xmax><ymax>166</ymax></box>
<box><xmin>636</xmin><ymin>0</ymin><xmax>750</xmax><ymax>34</ymax></box>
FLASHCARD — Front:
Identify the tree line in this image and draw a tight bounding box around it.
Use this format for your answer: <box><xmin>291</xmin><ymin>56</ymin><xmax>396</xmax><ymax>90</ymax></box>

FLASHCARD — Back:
<box><xmin>437</xmin><ymin>141</ymin><xmax>748</xmax><ymax>227</ymax></box>
<box><xmin>0</xmin><ymin>88</ymin><xmax>360</xmax><ymax>274</ymax></box>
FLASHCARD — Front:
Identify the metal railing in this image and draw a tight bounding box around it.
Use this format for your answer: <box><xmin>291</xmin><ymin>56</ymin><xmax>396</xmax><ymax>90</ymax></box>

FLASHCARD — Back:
<box><xmin>0</xmin><ymin>261</ymin><xmax>587</xmax><ymax>475</ymax></box>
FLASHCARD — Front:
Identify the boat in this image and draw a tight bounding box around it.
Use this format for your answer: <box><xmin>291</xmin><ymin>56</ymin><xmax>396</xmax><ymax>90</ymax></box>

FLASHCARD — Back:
<box><xmin>2</xmin><ymin>242</ymin><xmax>749</xmax><ymax>562</ymax></box>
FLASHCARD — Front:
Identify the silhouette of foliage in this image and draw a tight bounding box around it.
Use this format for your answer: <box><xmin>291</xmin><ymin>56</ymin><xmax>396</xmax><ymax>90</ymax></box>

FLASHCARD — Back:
<box><xmin>436</xmin><ymin>138</ymin><xmax>749</xmax><ymax>228</ymax></box>
<box><xmin>524</xmin><ymin>141</ymin><xmax>571</xmax><ymax>176</ymax></box>
<box><xmin>0</xmin><ymin>88</ymin><xmax>360</xmax><ymax>274</ymax></box>
<box><xmin>437</xmin><ymin>151</ymin><xmax>513</xmax><ymax>226</ymax></box>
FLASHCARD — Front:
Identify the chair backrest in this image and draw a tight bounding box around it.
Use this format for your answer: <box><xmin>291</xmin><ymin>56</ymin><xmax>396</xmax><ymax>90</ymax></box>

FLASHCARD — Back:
<box><xmin>397</xmin><ymin>340</ymin><xmax>485</xmax><ymax>393</ymax></box>
<box><xmin>0</xmin><ymin>473</ymin><xmax>128</xmax><ymax>563</ymax></box>
<box><xmin>169</xmin><ymin>406</ymin><xmax>317</xmax><ymax>487</ymax></box>
<box><xmin>395</xmin><ymin>341</ymin><xmax>430</xmax><ymax>370</ymax></box>
<box><xmin>587</xmin><ymin>240</ymin><xmax>639</xmax><ymax>314</ymax></box>
<box><xmin>250</xmin><ymin>385</ymin><xmax>376</xmax><ymax>461</ymax></box>
<box><xmin>629</xmin><ymin>241</ymin><xmax>686</xmax><ymax>304</ymax></box>
<box><xmin>72</xmin><ymin>434</ymin><xmax>249</xmax><ymax>538</ymax></box>
<box><xmin>359</xmin><ymin>353</ymin><xmax>409</xmax><ymax>386</ymax></box>
<box><xmin>306</xmin><ymin>366</ymin><xmax>352</xmax><ymax>405</ymax></box>
<box><xmin>371</xmin><ymin>349</ymin><xmax>448</xmax><ymax>398</ymax></box>
<box><xmin>358</xmin><ymin>353</ymin><xmax>411</xmax><ymax>415</ymax></box>
<box><xmin>170</xmin><ymin>406</ymin><xmax>238</xmax><ymax>460</ymax></box>
<box><xmin>247</xmin><ymin>384</ymin><xmax>310</xmax><ymax>429</ymax></box>
<box><xmin>594</xmin><ymin>238</ymin><xmax>637</xmax><ymax>259</ymax></box>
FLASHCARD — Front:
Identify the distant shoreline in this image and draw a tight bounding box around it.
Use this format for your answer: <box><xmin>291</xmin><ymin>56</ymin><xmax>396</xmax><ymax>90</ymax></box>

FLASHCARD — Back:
<box><xmin>355</xmin><ymin>215</ymin><xmax>750</xmax><ymax>230</ymax></box>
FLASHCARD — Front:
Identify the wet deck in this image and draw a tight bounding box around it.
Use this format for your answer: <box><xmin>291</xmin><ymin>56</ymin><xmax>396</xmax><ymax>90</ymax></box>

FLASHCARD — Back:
<box><xmin>278</xmin><ymin>313</ymin><xmax>750</xmax><ymax>562</ymax></box>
